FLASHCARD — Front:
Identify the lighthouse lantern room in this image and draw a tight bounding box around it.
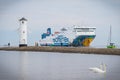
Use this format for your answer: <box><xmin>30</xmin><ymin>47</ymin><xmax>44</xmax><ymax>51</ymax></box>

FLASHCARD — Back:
<box><xmin>19</xmin><ymin>17</ymin><xmax>28</xmax><ymax>47</ymax></box>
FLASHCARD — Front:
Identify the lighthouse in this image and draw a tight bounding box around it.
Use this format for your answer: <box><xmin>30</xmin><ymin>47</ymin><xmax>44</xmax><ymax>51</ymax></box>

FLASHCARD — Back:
<box><xmin>19</xmin><ymin>17</ymin><xmax>28</xmax><ymax>47</ymax></box>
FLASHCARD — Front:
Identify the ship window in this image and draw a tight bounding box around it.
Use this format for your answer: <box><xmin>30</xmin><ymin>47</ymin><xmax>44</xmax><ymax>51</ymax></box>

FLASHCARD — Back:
<box><xmin>89</xmin><ymin>28</ymin><xmax>95</xmax><ymax>32</ymax></box>
<box><xmin>74</xmin><ymin>28</ymin><xmax>95</xmax><ymax>32</ymax></box>
<box><xmin>77</xmin><ymin>28</ymin><xmax>89</xmax><ymax>32</ymax></box>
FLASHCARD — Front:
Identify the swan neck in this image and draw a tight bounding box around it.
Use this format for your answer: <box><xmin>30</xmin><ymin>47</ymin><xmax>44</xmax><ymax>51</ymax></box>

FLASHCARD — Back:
<box><xmin>103</xmin><ymin>64</ymin><xmax>106</xmax><ymax>72</ymax></box>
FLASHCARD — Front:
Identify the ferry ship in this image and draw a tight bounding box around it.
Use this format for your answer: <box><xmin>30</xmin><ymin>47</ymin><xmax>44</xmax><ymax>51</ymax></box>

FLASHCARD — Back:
<box><xmin>40</xmin><ymin>26</ymin><xmax>96</xmax><ymax>47</ymax></box>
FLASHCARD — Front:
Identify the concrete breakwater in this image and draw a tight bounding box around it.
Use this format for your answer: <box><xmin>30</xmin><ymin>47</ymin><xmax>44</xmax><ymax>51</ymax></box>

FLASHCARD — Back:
<box><xmin>0</xmin><ymin>46</ymin><xmax>120</xmax><ymax>55</ymax></box>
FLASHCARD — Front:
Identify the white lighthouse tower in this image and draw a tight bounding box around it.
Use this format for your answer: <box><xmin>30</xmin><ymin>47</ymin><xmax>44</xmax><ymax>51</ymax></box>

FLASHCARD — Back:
<box><xmin>19</xmin><ymin>17</ymin><xmax>28</xmax><ymax>47</ymax></box>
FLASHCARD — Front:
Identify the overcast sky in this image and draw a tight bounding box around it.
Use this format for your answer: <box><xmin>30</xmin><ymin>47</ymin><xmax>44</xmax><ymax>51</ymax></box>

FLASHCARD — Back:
<box><xmin>0</xmin><ymin>0</ymin><xmax>120</xmax><ymax>47</ymax></box>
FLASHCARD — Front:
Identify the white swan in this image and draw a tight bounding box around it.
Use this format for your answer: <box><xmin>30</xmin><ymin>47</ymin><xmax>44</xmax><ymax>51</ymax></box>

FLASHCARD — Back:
<box><xmin>89</xmin><ymin>63</ymin><xmax>106</xmax><ymax>73</ymax></box>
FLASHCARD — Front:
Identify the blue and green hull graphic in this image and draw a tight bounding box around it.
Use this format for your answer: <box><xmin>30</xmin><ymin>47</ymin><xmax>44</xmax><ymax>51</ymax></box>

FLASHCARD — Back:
<box><xmin>72</xmin><ymin>35</ymin><xmax>96</xmax><ymax>47</ymax></box>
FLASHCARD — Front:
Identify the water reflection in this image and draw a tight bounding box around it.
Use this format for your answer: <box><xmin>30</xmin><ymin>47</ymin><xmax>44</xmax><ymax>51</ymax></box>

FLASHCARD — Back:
<box><xmin>0</xmin><ymin>51</ymin><xmax>120</xmax><ymax>80</ymax></box>
<box><xmin>20</xmin><ymin>52</ymin><xmax>28</xmax><ymax>80</ymax></box>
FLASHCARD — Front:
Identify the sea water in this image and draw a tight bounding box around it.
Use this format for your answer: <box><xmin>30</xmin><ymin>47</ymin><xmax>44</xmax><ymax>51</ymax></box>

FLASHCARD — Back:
<box><xmin>0</xmin><ymin>51</ymin><xmax>120</xmax><ymax>80</ymax></box>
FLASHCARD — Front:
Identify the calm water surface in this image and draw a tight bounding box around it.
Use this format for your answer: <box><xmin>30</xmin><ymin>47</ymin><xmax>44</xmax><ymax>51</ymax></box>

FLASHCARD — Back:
<box><xmin>0</xmin><ymin>51</ymin><xmax>120</xmax><ymax>80</ymax></box>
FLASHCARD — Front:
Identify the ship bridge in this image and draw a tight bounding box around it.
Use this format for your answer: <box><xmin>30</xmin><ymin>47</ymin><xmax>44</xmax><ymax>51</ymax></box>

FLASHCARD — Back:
<box><xmin>73</xmin><ymin>27</ymin><xmax>96</xmax><ymax>36</ymax></box>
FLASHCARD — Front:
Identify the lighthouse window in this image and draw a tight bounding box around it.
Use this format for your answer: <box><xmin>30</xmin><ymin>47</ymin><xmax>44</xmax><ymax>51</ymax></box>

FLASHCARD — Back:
<box><xmin>23</xmin><ymin>31</ymin><xmax>25</xmax><ymax>33</ymax></box>
<box><xmin>22</xmin><ymin>21</ymin><xmax>24</xmax><ymax>24</ymax></box>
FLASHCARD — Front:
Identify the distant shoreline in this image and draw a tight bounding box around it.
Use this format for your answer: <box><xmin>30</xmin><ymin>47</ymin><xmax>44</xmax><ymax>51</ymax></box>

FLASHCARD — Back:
<box><xmin>0</xmin><ymin>46</ymin><xmax>120</xmax><ymax>55</ymax></box>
